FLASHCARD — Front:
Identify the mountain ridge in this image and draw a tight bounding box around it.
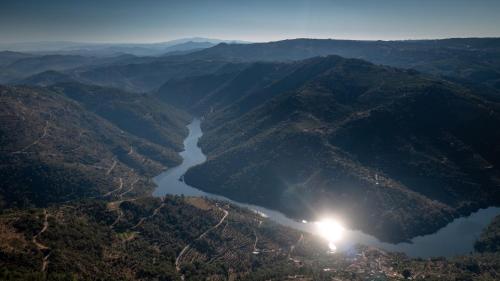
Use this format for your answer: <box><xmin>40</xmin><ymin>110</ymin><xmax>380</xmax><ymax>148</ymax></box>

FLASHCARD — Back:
<box><xmin>181</xmin><ymin>55</ymin><xmax>500</xmax><ymax>242</ymax></box>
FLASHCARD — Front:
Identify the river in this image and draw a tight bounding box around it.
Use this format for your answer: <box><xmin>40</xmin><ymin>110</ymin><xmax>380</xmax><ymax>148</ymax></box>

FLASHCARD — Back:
<box><xmin>153</xmin><ymin>118</ymin><xmax>500</xmax><ymax>258</ymax></box>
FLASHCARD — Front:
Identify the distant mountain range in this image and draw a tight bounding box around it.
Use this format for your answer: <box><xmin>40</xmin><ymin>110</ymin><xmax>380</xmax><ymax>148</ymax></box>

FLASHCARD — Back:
<box><xmin>0</xmin><ymin>37</ymin><xmax>249</xmax><ymax>57</ymax></box>
<box><xmin>4</xmin><ymin>38</ymin><xmax>499</xmax><ymax>96</ymax></box>
<box><xmin>177</xmin><ymin>38</ymin><xmax>500</xmax><ymax>95</ymax></box>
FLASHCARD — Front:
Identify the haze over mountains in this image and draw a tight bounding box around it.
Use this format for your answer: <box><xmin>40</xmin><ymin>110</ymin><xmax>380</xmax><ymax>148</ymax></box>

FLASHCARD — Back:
<box><xmin>0</xmin><ymin>37</ymin><xmax>249</xmax><ymax>56</ymax></box>
<box><xmin>1</xmin><ymin>36</ymin><xmax>500</xmax><ymax>280</ymax></box>
<box><xmin>4</xmin><ymin>37</ymin><xmax>498</xmax><ymax>93</ymax></box>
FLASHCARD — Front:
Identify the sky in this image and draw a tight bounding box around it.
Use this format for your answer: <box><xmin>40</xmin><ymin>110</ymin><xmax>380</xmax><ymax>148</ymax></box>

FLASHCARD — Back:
<box><xmin>1</xmin><ymin>0</ymin><xmax>499</xmax><ymax>43</ymax></box>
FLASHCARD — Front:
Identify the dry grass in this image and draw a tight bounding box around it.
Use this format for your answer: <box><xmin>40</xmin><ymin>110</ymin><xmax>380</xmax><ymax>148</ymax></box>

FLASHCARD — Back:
<box><xmin>0</xmin><ymin>220</ymin><xmax>29</xmax><ymax>254</ymax></box>
<box><xmin>185</xmin><ymin>197</ymin><xmax>213</xmax><ymax>210</ymax></box>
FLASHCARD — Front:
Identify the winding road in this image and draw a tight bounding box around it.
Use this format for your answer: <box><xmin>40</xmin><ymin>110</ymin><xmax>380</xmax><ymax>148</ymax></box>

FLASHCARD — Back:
<box><xmin>106</xmin><ymin>160</ymin><xmax>117</xmax><ymax>175</ymax></box>
<box><xmin>103</xmin><ymin>177</ymin><xmax>124</xmax><ymax>197</ymax></box>
<box><xmin>12</xmin><ymin>120</ymin><xmax>49</xmax><ymax>154</ymax></box>
<box><xmin>175</xmin><ymin>206</ymin><xmax>229</xmax><ymax>280</ymax></box>
<box><xmin>132</xmin><ymin>200</ymin><xmax>166</xmax><ymax>229</ymax></box>
<box><xmin>118</xmin><ymin>178</ymin><xmax>139</xmax><ymax>198</ymax></box>
<box><xmin>33</xmin><ymin>209</ymin><xmax>50</xmax><ymax>272</ymax></box>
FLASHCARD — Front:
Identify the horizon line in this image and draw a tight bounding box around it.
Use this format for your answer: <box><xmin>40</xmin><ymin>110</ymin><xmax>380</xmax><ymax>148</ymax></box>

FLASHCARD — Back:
<box><xmin>2</xmin><ymin>35</ymin><xmax>500</xmax><ymax>46</ymax></box>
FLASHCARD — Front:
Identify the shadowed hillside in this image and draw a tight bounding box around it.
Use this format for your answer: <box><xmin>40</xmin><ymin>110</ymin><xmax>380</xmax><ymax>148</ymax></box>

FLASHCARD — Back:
<box><xmin>183</xmin><ymin>55</ymin><xmax>500</xmax><ymax>242</ymax></box>
<box><xmin>0</xmin><ymin>85</ymin><xmax>189</xmax><ymax>208</ymax></box>
<box><xmin>14</xmin><ymin>70</ymin><xmax>76</xmax><ymax>87</ymax></box>
<box><xmin>476</xmin><ymin>215</ymin><xmax>500</xmax><ymax>253</ymax></box>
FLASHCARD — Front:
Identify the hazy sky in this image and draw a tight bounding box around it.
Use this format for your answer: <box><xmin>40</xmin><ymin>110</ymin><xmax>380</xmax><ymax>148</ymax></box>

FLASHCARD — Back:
<box><xmin>1</xmin><ymin>0</ymin><xmax>499</xmax><ymax>43</ymax></box>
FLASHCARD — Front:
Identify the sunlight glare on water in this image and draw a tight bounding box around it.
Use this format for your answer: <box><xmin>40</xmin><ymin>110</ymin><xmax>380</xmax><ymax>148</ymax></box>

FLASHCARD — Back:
<box><xmin>315</xmin><ymin>218</ymin><xmax>345</xmax><ymax>252</ymax></box>
<box><xmin>154</xmin><ymin>119</ymin><xmax>500</xmax><ymax>258</ymax></box>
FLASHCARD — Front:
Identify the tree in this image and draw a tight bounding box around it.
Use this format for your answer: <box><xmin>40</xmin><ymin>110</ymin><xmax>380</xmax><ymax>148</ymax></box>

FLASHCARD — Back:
<box><xmin>402</xmin><ymin>268</ymin><xmax>412</xmax><ymax>279</ymax></box>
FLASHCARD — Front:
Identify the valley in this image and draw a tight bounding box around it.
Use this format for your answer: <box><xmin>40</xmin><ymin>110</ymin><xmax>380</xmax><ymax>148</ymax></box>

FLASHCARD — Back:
<box><xmin>178</xmin><ymin>55</ymin><xmax>500</xmax><ymax>243</ymax></box>
<box><xmin>154</xmin><ymin>118</ymin><xmax>500</xmax><ymax>258</ymax></box>
<box><xmin>0</xmin><ymin>36</ymin><xmax>500</xmax><ymax>280</ymax></box>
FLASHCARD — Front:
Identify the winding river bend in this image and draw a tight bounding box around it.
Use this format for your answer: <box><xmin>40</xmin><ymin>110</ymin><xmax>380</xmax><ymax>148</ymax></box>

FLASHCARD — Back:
<box><xmin>153</xmin><ymin>118</ymin><xmax>500</xmax><ymax>258</ymax></box>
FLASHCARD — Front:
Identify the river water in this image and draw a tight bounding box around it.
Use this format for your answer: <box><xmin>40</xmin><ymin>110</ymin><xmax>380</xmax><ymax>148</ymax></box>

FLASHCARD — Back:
<box><xmin>153</xmin><ymin>118</ymin><xmax>500</xmax><ymax>258</ymax></box>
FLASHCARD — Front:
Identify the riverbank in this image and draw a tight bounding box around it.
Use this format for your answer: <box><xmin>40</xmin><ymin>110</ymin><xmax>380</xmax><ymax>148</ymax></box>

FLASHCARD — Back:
<box><xmin>153</xmin><ymin>118</ymin><xmax>500</xmax><ymax>258</ymax></box>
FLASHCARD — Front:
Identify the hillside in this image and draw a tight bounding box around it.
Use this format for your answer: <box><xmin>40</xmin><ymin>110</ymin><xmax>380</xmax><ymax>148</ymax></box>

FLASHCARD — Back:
<box><xmin>0</xmin><ymin>84</ymin><xmax>189</xmax><ymax>208</ymax></box>
<box><xmin>14</xmin><ymin>70</ymin><xmax>77</xmax><ymax>87</ymax></box>
<box><xmin>0</xmin><ymin>51</ymin><xmax>33</xmax><ymax>67</ymax></box>
<box><xmin>2</xmin><ymin>196</ymin><xmax>500</xmax><ymax>281</ymax></box>
<box><xmin>4</xmin><ymin>38</ymin><xmax>499</xmax><ymax>95</ymax></box>
<box><xmin>4</xmin><ymin>82</ymin><xmax>494</xmax><ymax>280</ymax></box>
<box><xmin>183</xmin><ymin>55</ymin><xmax>500</xmax><ymax>242</ymax></box>
<box><xmin>475</xmin><ymin>215</ymin><xmax>500</xmax><ymax>253</ymax></box>
<box><xmin>0</xmin><ymin>53</ymin><xmax>150</xmax><ymax>86</ymax></box>
<box><xmin>155</xmin><ymin>57</ymin><xmax>367</xmax><ymax>114</ymax></box>
<box><xmin>72</xmin><ymin>59</ymin><xmax>244</xmax><ymax>92</ymax></box>
<box><xmin>49</xmin><ymin>82</ymin><xmax>190</xmax><ymax>151</ymax></box>
<box><xmin>0</xmin><ymin>196</ymin><xmax>312</xmax><ymax>280</ymax></box>
<box><xmin>177</xmin><ymin>38</ymin><xmax>500</xmax><ymax>94</ymax></box>
<box><xmin>0</xmin><ymin>55</ymin><xmax>96</xmax><ymax>83</ymax></box>
<box><xmin>155</xmin><ymin>61</ymin><xmax>294</xmax><ymax>111</ymax></box>
<box><xmin>1</xmin><ymin>56</ymin><xmax>500</xmax><ymax>280</ymax></box>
